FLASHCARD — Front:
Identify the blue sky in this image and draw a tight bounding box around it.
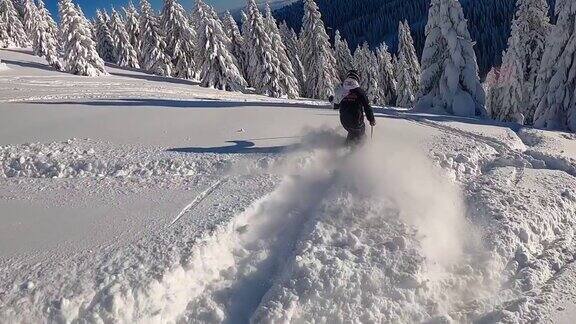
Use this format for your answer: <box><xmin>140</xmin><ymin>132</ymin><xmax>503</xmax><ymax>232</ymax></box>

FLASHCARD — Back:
<box><xmin>45</xmin><ymin>0</ymin><xmax>246</xmax><ymax>19</ymax></box>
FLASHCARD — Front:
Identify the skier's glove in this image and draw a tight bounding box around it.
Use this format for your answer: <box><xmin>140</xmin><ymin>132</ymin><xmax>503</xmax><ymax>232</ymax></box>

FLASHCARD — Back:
<box><xmin>370</xmin><ymin>120</ymin><xmax>376</xmax><ymax>126</ymax></box>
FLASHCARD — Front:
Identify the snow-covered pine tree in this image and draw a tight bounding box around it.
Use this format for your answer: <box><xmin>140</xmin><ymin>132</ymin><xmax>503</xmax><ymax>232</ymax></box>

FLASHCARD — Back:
<box><xmin>139</xmin><ymin>0</ymin><xmax>172</xmax><ymax>76</ymax></box>
<box><xmin>376</xmin><ymin>43</ymin><xmax>397</xmax><ymax>106</ymax></box>
<box><xmin>416</xmin><ymin>0</ymin><xmax>486</xmax><ymax>117</ymax></box>
<box><xmin>243</xmin><ymin>0</ymin><xmax>287</xmax><ymax>97</ymax></box>
<box><xmin>396</xmin><ymin>21</ymin><xmax>421</xmax><ymax>108</ymax></box>
<box><xmin>533</xmin><ymin>0</ymin><xmax>576</xmax><ymax>131</ymax></box>
<box><xmin>22</xmin><ymin>0</ymin><xmax>37</xmax><ymax>36</ymax></box>
<box><xmin>109</xmin><ymin>8</ymin><xmax>140</xmax><ymax>68</ymax></box>
<box><xmin>161</xmin><ymin>0</ymin><xmax>196</xmax><ymax>79</ymax></box>
<box><xmin>94</xmin><ymin>10</ymin><xmax>117</xmax><ymax>63</ymax></box>
<box><xmin>264</xmin><ymin>4</ymin><xmax>299</xmax><ymax>98</ymax></box>
<box><xmin>0</xmin><ymin>0</ymin><xmax>28</xmax><ymax>48</ymax></box>
<box><xmin>494</xmin><ymin>0</ymin><xmax>551</xmax><ymax>124</ymax></box>
<box><xmin>38</xmin><ymin>0</ymin><xmax>58</xmax><ymax>36</ymax></box>
<box><xmin>222</xmin><ymin>11</ymin><xmax>247</xmax><ymax>79</ymax></box>
<box><xmin>353</xmin><ymin>42</ymin><xmax>380</xmax><ymax>104</ymax></box>
<box><xmin>484</xmin><ymin>66</ymin><xmax>504</xmax><ymax>118</ymax></box>
<box><xmin>334</xmin><ymin>30</ymin><xmax>354</xmax><ymax>81</ymax></box>
<box><xmin>195</xmin><ymin>1</ymin><xmax>246</xmax><ymax>91</ymax></box>
<box><xmin>58</xmin><ymin>0</ymin><xmax>107</xmax><ymax>76</ymax></box>
<box><xmin>123</xmin><ymin>1</ymin><xmax>140</xmax><ymax>54</ymax></box>
<box><xmin>27</xmin><ymin>0</ymin><xmax>61</xmax><ymax>69</ymax></box>
<box><xmin>279</xmin><ymin>21</ymin><xmax>306</xmax><ymax>95</ymax></box>
<box><xmin>191</xmin><ymin>0</ymin><xmax>213</xmax><ymax>68</ymax></box>
<box><xmin>300</xmin><ymin>0</ymin><xmax>338</xmax><ymax>99</ymax></box>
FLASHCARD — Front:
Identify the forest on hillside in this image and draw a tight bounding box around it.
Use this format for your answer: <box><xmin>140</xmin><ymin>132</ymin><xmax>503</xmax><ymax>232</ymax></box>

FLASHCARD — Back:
<box><xmin>274</xmin><ymin>0</ymin><xmax>556</xmax><ymax>78</ymax></box>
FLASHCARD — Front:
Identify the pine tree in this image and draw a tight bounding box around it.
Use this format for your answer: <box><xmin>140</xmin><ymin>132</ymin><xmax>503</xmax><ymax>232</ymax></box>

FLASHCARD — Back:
<box><xmin>109</xmin><ymin>8</ymin><xmax>140</xmax><ymax>68</ymax></box>
<box><xmin>191</xmin><ymin>0</ymin><xmax>215</xmax><ymax>70</ymax></box>
<box><xmin>416</xmin><ymin>0</ymin><xmax>486</xmax><ymax>117</ymax></box>
<box><xmin>484</xmin><ymin>67</ymin><xmax>504</xmax><ymax>118</ymax></box>
<box><xmin>161</xmin><ymin>0</ymin><xmax>196</xmax><ymax>79</ymax></box>
<box><xmin>0</xmin><ymin>0</ymin><xmax>28</xmax><ymax>48</ymax></box>
<box><xmin>354</xmin><ymin>42</ymin><xmax>380</xmax><ymax>104</ymax></box>
<box><xmin>22</xmin><ymin>0</ymin><xmax>37</xmax><ymax>36</ymax></box>
<box><xmin>195</xmin><ymin>0</ymin><xmax>246</xmax><ymax>91</ymax></box>
<box><xmin>243</xmin><ymin>0</ymin><xmax>287</xmax><ymax>97</ymax></box>
<box><xmin>494</xmin><ymin>0</ymin><xmax>551</xmax><ymax>124</ymax></box>
<box><xmin>279</xmin><ymin>21</ymin><xmax>306</xmax><ymax>95</ymax></box>
<box><xmin>376</xmin><ymin>43</ymin><xmax>397</xmax><ymax>106</ymax></box>
<box><xmin>94</xmin><ymin>10</ymin><xmax>116</xmax><ymax>63</ymax></box>
<box><xmin>396</xmin><ymin>21</ymin><xmax>420</xmax><ymax>108</ymax></box>
<box><xmin>139</xmin><ymin>0</ymin><xmax>172</xmax><ymax>76</ymax></box>
<box><xmin>300</xmin><ymin>0</ymin><xmax>339</xmax><ymax>99</ymax></box>
<box><xmin>533</xmin><ymin>0</ymin><xmax>576</xmax><ymax>131</ymax></box>
<box><xmin>58</xmin><ymin>0</ymin><xmax>107</xmax><ymax>76</ymax></box>
<box><xmin>123</xmin><ymin>1</ymin><xmax>140</xmax><ymax>54</ymax></box>
<box><xmin>222</xmin><ymin>11</ymin><xmax>247</xmax><ymax>79</ymax></box>
<box><xmin>28</xmin><ymin>0</ymin><xmax>61</xmax><ymax>69</ymax></box>
<box><xmin>37</xmin><ymin>0</ymin><xmax>58</xmax><ymax>36</ymax></box>
<box><xmin>334</xmin><ymin>30</ymin><xmax>354</xmax><ymax>81</ymax></box>
<box><xmin>264</xmin><ymin>4</ymin><xmax>299</xmax><ymax>98</ymax></box>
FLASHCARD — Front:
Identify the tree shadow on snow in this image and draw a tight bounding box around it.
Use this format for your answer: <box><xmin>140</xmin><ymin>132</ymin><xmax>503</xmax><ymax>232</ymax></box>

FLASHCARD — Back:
<box><xmin>29</xmin><ymin>98</ymin><xmax>326</xmax><ymax>109</ymax></box>
<box><xmin>372</xmin><ymin>107</ymin><xmax>524</xmax><ymax>132</ymax></box>
<box><xmin>167</xmin><ymin>140</ymin><xmax>292</xmax><ymax>154</ymax></box>
<box><xmin>108</xmin><ymin>70</ymin><xmax>202</xmax><ymax>87</ymax></box>
<box><xmin>0</xmin><ymin>58</ymin><xmax>67</xmax><ymax>74</ymax></box>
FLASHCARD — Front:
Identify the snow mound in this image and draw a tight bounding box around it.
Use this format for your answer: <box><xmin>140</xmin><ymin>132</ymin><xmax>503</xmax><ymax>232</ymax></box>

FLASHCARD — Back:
<box><xmin>0</xmin><ymin>139</ymin><xmax>231</xmax><ymax>179</ymax></box>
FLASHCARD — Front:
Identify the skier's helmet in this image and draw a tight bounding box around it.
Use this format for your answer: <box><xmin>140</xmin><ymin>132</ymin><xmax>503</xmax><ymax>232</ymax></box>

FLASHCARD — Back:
<box><xmin>346</xmin><ymin>70</ymin><xmax>360</xmax><ymax>82</ymax></box>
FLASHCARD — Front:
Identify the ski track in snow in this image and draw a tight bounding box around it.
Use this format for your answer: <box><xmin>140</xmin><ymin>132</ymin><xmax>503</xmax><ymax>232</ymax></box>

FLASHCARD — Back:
<box><xmin>171</xmin><ymin>178</ymin><xmax>228</xmax><ymax>226</ymax></box>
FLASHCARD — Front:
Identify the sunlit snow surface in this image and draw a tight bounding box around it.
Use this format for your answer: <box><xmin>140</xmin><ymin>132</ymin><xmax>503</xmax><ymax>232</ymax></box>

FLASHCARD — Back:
<box><xmin>1</xmin><ymin>48</ymin><xmax>576</xmax><ymax>323</ymax></box>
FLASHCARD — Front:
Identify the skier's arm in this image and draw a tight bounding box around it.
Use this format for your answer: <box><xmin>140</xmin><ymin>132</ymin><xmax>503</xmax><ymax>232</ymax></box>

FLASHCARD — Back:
<box><xmin>359</xmin><ymin>89</ymin><xmax>376</xmax><ymax>126</ymax></box>
<box><xmin>329</xmin><ymin>95</ymin><xmax>339</xmax><ymax>110</ymax></box>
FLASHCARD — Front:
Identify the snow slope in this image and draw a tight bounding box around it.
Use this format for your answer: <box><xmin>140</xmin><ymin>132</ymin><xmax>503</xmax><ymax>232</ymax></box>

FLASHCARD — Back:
<box><xmin>1</xmin><ymin>48</ymin><xmax>576</xmax><ymax>323</ymax></box>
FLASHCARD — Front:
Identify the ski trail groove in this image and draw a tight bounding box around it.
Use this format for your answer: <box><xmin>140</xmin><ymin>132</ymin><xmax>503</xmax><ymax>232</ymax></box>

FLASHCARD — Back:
<box><xmin>171</xmin><ymin>178</ymin><xmax>227</xmax><ymax>226</ymax></box>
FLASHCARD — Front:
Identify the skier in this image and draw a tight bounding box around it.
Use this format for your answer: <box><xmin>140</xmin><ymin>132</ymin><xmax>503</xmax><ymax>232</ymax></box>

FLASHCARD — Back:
<box><xmin>330</xmin><ymin>70</ymin><xmax>376</xmax><ymax>144</ymax></box>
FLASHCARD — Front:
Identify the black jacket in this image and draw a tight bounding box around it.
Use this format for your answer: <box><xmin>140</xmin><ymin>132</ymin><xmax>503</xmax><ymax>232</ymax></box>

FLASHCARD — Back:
<box><xmin>334</xmin><ymin>87</ymin><xmax>375</xmax><ymax>131</ymax></box>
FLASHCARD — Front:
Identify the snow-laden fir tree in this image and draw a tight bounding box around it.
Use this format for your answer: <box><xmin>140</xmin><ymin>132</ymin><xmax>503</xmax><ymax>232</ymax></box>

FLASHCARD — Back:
<box><xmin>300</xmin><ymin>0</ymin><xmax>339</xmax><ymax>99</ymax></box>
<box><xmin>94</xmin><ymin>10</ymin><xmax>117</xmax><ymax>63</ymax></box>
<box><xmin>264</xmin><ymin>4</ymin><xmax>299</xmax><ymax>98</ymax></box>
<box><xmin>493</xmin><ymin>0</ymin><xmax>551</xmax><ymax>124</ymax></box>
<box><xmin>139</xmin><ymin>0</ymin><xmax>172</xmax><ymax>76</ymax></box>
<box><xmin>484</xmin><ymin>67</ymin><xmax>504</xmax><ymax>118</ymax></box>
<box><xmin>38</xmin><ymin>0</ymin><xmax>58</xmax><ymax>36</ymax></box>
<box><xmin>123</xmin><ymin>2</ymin><xmax>140</xmax><ymax>54</ymax></box>
<box><xmin>191</xmin><ymin>0</ymin><xmax>215</xmax><ymax>67</ymax></box>
<box><xmin>192</xmin><ymin>0</ymin><xmax>219</xmax><ymax>23</ymax></box>
<box><xmin>354</xmin><ymin>42</ymin><xmax>380</xmax><ymax>104</ymax></box>
<box><xmin>222</xmin><ymin>11</ymin><xmax>247</xmax><ymax>79</ymax></box>
<box><xmin>396</xmin><ymin>21</ymin><xmax>421</xmax><ymax>108</ymax></box>
<box><xmin>58</xmin><ymin>0</ymin><xmax>107</xmax><ymax>76</ymax></box>
<box><xmin>0</xmin><ymin>0</ymin><xmax>28</xmax><ymax>48</ymax></box>
<box><xmin>161</xmin><ymin>0</ymin><xmax>196</xmax><ymax>79</ymax></box>
<box><xmin>279</xmin><ymin>21</ymin><xmax>306</xmax><ymax>95</ymax></box>
<box><xmin>243</xmin><ymin>0</ymin><xmax>288</xmax><ymax>97</ymax></box>
<box><xmin>22</xmin><ymin>0</ymin><xmax>37</xmax><ymax>36</ymax></box>
<box><xmin>376</xmin><ymin>43</ymin><xmax>397</xmax><ymax>106</ymax></box>
<box><xmin>334</xmin><ymin>30</ymin><xmax>355</xmax><ymax>81</ymax></box>
<box><xmin>533</xmin><ymin>0</ymin><xmax>576</xmax><ymax>131</ymax></box>
<box><xmin>416</xmin><ymin>0</ymin><xmax>486</xmax><ymax>117</ymax></box>
<box><xmin>23</xmin><ymin>0</ymin><xmax>37</xmax><ymax>40</ymax></box>
<box><xmin>195</xmin><ymin>0</ymin><xmax>246</xmax><ymax>91</ymax></box>
<box><xmin>27</xmin><ymin>0</ymin><xmax>61</xmax><ymax>69</ymax></box>
<box><xmin>109</xmin><ymin>8</ymin><xmax>140</xmax><ymax>68</ymax></box>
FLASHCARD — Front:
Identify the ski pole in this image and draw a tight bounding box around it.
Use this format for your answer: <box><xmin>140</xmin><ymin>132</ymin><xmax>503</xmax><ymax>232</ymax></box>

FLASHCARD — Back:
<box><xmin>371</xmin><ymin>125</ymin><xmax>374</xmax><ymax>140</ymax></box>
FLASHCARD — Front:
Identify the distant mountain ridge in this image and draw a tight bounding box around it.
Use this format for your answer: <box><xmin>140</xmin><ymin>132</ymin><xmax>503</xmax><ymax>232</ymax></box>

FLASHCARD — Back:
<box><xmin>273</xmin><ymin>0</ymin><xmax>556</xmax><ymax>78</ymax></box>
